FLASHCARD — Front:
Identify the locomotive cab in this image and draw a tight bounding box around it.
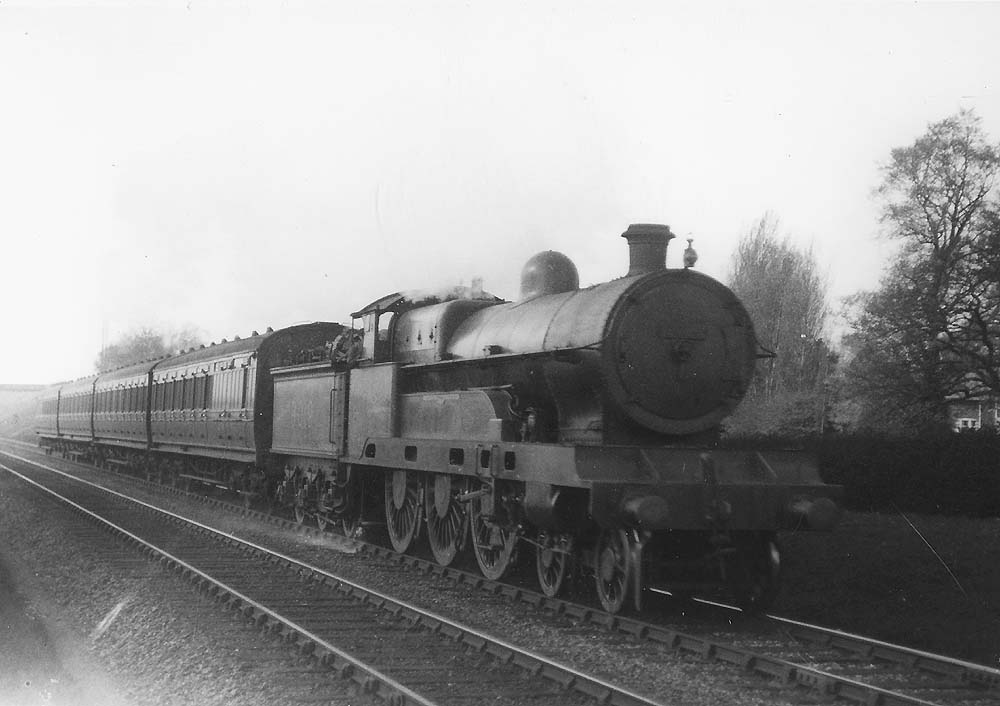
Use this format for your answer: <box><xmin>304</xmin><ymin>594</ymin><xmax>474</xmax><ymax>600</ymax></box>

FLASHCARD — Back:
<box><xmin>350</xmin><ymin>287</ymin><xmax>505</xmax><ymax>366</ymax></box>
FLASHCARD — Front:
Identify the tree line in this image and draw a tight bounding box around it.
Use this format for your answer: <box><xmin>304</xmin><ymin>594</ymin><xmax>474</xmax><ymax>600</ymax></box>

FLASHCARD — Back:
<box><xmin>95</xmin><ymin>327</ymin><xmax>204</xmax><ymax>373</ymax></box>
<box><xmin>727</xmin><ymin>109</ymin><xmax>1000</xmax><ymax>436</ymax></box>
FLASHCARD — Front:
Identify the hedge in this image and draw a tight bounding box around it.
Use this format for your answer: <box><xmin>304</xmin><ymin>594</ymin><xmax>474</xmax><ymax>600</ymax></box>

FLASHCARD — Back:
<box><xmin>815</xmin><ymin>432</ymin><xmax>1000</xmax><ymax>516</ymax></box>
<box><xmin>722</xmin><ymin>432</ymin><xmax>1000</xmax><ymax>516</ymax></box>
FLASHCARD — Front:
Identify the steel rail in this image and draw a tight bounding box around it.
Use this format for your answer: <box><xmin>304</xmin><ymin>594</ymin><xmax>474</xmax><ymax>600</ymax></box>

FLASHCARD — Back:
<box><xmin>649</xmin><ymin>590</ymin><xmax>1000</xmax><ymax>691</ymax></box>
<box><xmin>769</xmin><ymin>614</ymin><xmax>1000</xmax><ymax>690</ymax></box>
<box><xmin>0</xmin><ymin>453</ymin><xmax>670</xmax><ymax>706</ymax></box>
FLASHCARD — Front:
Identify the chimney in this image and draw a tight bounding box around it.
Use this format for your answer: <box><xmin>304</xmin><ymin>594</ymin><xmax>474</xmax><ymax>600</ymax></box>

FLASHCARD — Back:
<box><xmin>621</xmin><ymin>223</ymin><xmax>675</xmax><ymax>276</ymax></box>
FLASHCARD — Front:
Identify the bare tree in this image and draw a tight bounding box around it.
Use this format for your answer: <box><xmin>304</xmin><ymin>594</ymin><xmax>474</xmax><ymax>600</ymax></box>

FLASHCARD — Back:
<box><xmin>95</xmin><ymin>326</ymin><xmax>205</xmax><ymax>372</ymax></box>
<box><xmin>728</xmin><ymin>214</ymin><xmax>830</xmax><ymax>396</ymax></box>
<box><xmin>726</xmin><ymin>214</ymin><xmax>833</xmax><ymax>435</ymax></box>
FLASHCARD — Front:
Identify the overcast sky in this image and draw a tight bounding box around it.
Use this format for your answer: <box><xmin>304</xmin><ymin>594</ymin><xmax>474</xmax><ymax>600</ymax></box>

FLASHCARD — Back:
<box><xmin>2</xmin><ymin>1</ymin><xmax>999</xmax><ymax>385</ymax></box>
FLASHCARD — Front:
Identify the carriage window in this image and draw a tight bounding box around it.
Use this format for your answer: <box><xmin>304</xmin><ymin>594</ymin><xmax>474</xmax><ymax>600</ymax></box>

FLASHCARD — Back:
<box><xmin>218</xmin><ymin>371</ymin><xmax>229</xmax><ymax>409</ymax></box>
<box><xmin>226</xmin><ymin>370</ymin><xmax>237</xmax><ymax>409</ymax></box>
<box><xmin>231</xmin><ymin>369</ymin><xmax>240</xmax><ymax>409</ymax></box>
<box><xmin>240</xmin><ymin>366</ymin><xmax>250</xmax><ymax>409</ymax></box>
<box><xmin>194</xmin><ymin>376</ymin><xmax>206</xmax><ymax>409</ymax></box>
<box><xmin>218</xmin><ymin>370</ymin><xmax>231</xmax><ymax>409</ymax></box>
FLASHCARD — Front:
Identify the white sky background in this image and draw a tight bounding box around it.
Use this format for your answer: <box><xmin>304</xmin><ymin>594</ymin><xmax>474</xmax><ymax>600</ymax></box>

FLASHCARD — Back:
<box><xmin>1</xmin><ymin>1</ymin><xmax>998</xmax><ymax>385</ymax></box>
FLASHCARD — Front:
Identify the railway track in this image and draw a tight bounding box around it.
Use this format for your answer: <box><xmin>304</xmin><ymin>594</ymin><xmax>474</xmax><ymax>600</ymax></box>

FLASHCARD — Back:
<box><xmin>2</xmin><ymin>442</ymin><xmax>999</xmax><ymax>706</ymax></box>
<box><xmin>0</xmin><ymin>449</ymin><xmax>668</xmax><ymax>706</ymax></box>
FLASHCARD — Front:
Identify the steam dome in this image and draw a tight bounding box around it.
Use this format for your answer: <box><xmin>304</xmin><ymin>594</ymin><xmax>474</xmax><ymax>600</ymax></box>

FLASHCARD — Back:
<box><xmin>519</xmin><ymin>251</ymin><xmax>579</xmax><ymax>300</ymax></box>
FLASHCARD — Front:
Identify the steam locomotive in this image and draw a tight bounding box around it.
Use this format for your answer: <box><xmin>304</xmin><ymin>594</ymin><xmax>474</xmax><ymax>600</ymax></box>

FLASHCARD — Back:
<box><xmin>36</xmin><ymin>224</ymin><xmax>840</xmax><ymax>613</ymax></box>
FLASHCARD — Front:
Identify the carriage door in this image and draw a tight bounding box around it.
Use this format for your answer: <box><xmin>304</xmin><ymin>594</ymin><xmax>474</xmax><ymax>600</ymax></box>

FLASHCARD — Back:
<box><xmin>241</xmin><ymin>356</ymin><xmax>257</xmax><ymax>449</ymax></box>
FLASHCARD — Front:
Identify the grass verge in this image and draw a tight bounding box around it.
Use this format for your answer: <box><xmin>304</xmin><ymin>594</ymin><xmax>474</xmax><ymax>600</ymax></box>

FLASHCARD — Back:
<box><xmin>778</xmin><ymin>510</ymin><xmax>1000</xmax><ymax>668</ymax></box>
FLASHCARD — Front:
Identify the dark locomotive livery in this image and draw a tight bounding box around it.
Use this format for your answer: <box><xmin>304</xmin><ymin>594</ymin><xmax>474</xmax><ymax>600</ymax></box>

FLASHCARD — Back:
<box><xmin>37</xmin><ymin>224</ymin><xmax>840</xmax><ymax>613</ymax></box>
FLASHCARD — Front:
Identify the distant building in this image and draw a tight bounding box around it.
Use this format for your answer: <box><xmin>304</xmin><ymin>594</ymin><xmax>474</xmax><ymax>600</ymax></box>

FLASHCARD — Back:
<box><xmin>947</xmin><ymin>396</ymin><xmax>999</xmax><ymax>431</ymax></box>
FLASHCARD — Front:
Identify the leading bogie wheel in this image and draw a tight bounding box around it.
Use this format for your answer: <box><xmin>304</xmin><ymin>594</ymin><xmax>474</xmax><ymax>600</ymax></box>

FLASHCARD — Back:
<box><xmin>536</xmin><ymin>531</ymin><xmax>573</xmax><ymax>598</ymax></box>
<box><xmin>469</xmin><ymin>486</ymin><xmax>519</xmax><ymax>580</ymax></box>
<box><xmin>725</xmin><ymin>532</ymin><xmax>781</xmax><ymax>614</ymax></box>
<box><xmin>385</xmin><ymin>470</ymin><xmax>423</xmax><ymax>553</ymax></box>
<box><xmin>425</xmin><ymin>474</ymin><xmax>469</xmax><ymax>566</ymax></box>
<box><xmin>594</xmin><ymin>528</ymin><xmax>631</xmax><ymax>614</ymax></box>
